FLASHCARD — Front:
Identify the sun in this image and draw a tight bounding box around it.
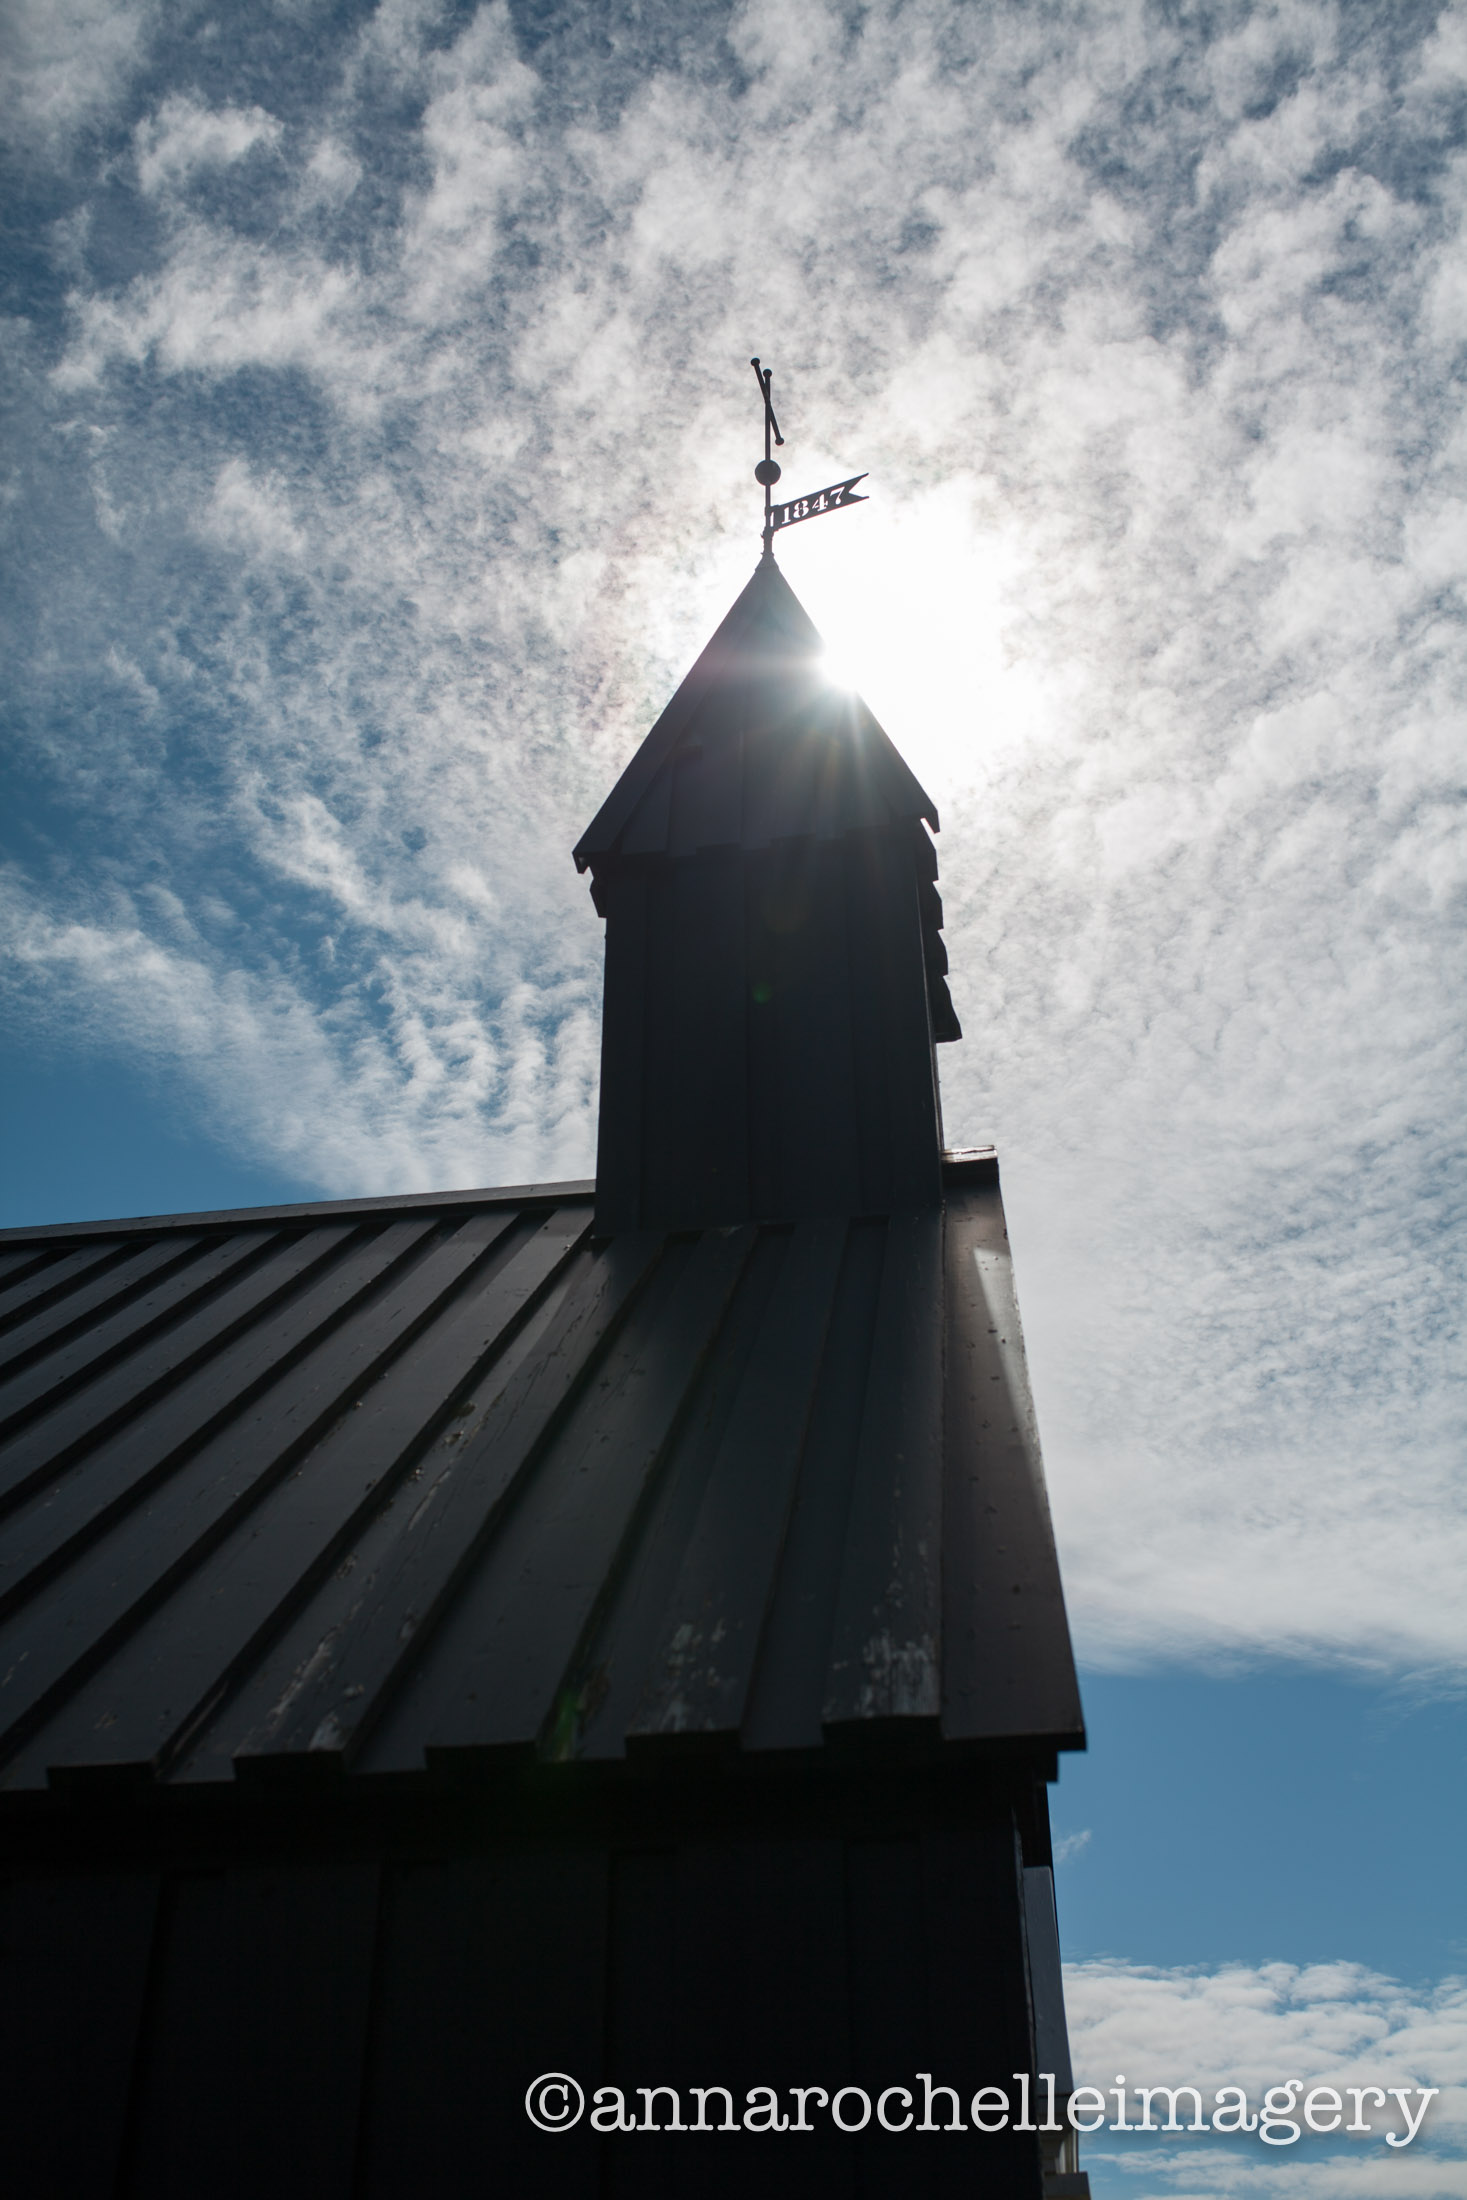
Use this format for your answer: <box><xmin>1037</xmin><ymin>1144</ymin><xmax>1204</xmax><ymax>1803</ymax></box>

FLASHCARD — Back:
<box><xmin>778</xmin><ymin>482</ymin><xmax>1047</xmax><ymax>801</ymax></box>
<box><xmin>817</xmin><ymin>647</ymin><xmax>859</xmax><ymax>692</ymax></box>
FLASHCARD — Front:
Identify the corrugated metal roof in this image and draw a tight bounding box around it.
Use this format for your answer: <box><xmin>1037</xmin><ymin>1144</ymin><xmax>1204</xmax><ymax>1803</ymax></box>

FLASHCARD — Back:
<box><xmin>0</xmin><ymin>1157</ymin><xmax>1082</xmax><ymax>1800</ymax></box>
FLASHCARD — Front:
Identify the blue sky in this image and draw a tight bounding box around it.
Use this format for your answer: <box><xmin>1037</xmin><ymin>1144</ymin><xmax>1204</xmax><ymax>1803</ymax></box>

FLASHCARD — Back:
<box><xmin>2</xmin><ymin>1</ymin><xmax>1465</xmax><ymax>2190</ymax></box>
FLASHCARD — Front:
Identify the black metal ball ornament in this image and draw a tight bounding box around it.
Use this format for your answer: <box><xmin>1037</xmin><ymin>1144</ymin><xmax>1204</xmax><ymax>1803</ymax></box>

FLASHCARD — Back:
<box><xmin>754</xmin><ymin>458</ymin><xmax>782</xmax><ymax>487</ymax></box>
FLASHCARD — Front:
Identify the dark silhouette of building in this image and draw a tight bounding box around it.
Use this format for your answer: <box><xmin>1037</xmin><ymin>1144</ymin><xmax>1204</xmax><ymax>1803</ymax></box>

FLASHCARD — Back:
<box><xmin>0</xmin><ymin>551</ymin><xmax>1088</xmax><ymax>2197</ymax></box>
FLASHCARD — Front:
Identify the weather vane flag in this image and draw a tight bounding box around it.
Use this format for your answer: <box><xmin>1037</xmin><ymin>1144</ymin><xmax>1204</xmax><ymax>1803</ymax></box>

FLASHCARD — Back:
<box><xmin>750</xmin><ymin>358</ymin><xmax>868</xmax><ymax>554</ymax></box>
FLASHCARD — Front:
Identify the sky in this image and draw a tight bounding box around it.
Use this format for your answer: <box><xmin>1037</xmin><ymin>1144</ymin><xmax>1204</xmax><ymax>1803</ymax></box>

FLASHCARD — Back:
<box><xmin>2</xmin><ymin>1</ymin><xmax>1465</xmax><ymax>2191</ymax></box>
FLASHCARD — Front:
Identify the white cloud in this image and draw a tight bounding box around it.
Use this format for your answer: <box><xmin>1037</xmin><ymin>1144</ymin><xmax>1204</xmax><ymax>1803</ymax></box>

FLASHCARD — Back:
<box><xmin>202</xmin><ymin>458</ymin><xmax>307</xmax><ymax>561</ymax></box>
<box><xmin>54</xmin><ymin>227</ymin><xmax>372</xmax><ymax>393</ymax></box>
<box><xmin>0</xmin><ymin>0</ymin><xmax>150</xmax><ymax>150</ymax></box>
<box><xmin>134</xmin><ymin>95</ymin><xmax>283</xmax><ymax>195</ymax></box>
<box><xmin>1065</xmin><ymin>1957</ymin><xmax>1467</xmax><ymax>2195</ymax></box>
<box><xmin>299</xmin><ymin>137</ymin><xmax>362</xmax><ymax>209</ymax></box>
<box><xmin>0</xmin><ymin>870</ymin><xmax>599</xmax><ymax>1197</ymax></box>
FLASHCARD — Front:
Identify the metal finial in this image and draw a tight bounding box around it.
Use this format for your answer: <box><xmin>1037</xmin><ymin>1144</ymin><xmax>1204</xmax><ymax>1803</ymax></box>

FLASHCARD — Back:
<box><xmin>747</xmin><ymin>358</ymin><xmax>868</xmax><ymax>556</ymax></box>
<box><xmin>751</xmin><ymin>357</ymin><xmax>784</xmax><ymax>553</ymax></box>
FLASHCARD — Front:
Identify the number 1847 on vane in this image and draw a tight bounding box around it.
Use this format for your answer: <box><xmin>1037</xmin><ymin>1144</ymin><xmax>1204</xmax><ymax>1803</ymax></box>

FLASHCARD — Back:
<box><xmin>768</xmin><ymin>473</ymin><xmax>869</xmax><ymax>534</ymax></box>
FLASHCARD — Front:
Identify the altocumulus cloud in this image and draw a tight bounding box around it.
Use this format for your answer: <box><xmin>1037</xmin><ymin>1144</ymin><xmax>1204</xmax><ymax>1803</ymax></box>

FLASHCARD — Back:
<box><xmin>1066</xmin><ymin>1957</ymin><xmax>1467</xmax><ymax>2195</ymax></box>
<box><xmin>2</xmin><ymin>0</ymin><xmax>1466</xmax><ymax>1671</ymax></box>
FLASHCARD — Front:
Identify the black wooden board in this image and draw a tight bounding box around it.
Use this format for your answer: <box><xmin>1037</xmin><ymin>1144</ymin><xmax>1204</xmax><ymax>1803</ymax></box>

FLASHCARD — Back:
<box><xmin>410</xmin><ymin>1226</ymin><xmax>756</xmax><ymax>1758</ymax></box>
<box><xmin>0</xmin><ymin>1870</ymin><xmax>158</xmax><ymax>2195</ymax></box>
<box><xmin>823</xmin><ymin>1209</ymin><xmax>944</xmax><ymax>1728</ymax></box>
<box><xmin>173</xmin><ymin>1259</ymin><xmax>593</xmax><ymax>1783</ymax></box>
<box><xmin>0</xmin><ymin>1231</ymin><xmax>285</xmax><ymax>1447</ymax></box>
<box><xmin>359</xmin><ymin>1849</ymin><xmax>607</xmax><ymax>2200</ymax></box>
<box><xmin>573</xmin><ymin>1233</ymin><xmax>788</xmax><ymax>1761</ymax></box>
<box><xmin>241</xmin><ymin>1228</ymin><xmax>664</xmax><ymax>1770</ymax></box>
<box><xmin>0</xmin><ymin>1245</ymin><xmax>58</xmax><ymax>1289</ymax></box>
<box><xmin>19</xmin><ymin>1211</ymin><xmax>531</xmax><ymax>1780</ymax></box>
<box><xmin>742</xmin><ymin>1218</ymin><xmax>887</xmax><ymax>1750</ymax></box>
<box><xmin>0</xmin><ymin>1233</ymin><xmax>204</xmax><ymax>1383</ymax></box>
<box><xmin>940</xmin><ymin>1188</ymin><xmax>1085</xmax><ymax>1748</ymax></box>
<box><xmin>119</xmin><ymin>1864</ymin><xmax>379</xmax><ymax>2200</ymax></box>
<box><xmin>0</xmin><ymin>1240</ymin><xmax>130</xmax><ymax>1334</ymax></box>
<box><xmin>0</xmin><ymin>1225</ymin><xmax>347</xmax><ymax>1515</ymax></box>
<box><xmin>919</xmin><ymin>1824</ymin><xmax>1040</xmax><ymax>2198</ymax></box>
<box><xmin>0</xmin><ymin>1222</ymin><xmax>442</xmax><ymax>1764</ymax></box>
<box><xmin>593</xmin><ymin>873</ymin><xmax>649</xmax><ymax>1234</ymax></box>
<box><xmin>631</xmin><ymin>1219</ymin><xmax>844</xmax><ymax>1741</ymax></box>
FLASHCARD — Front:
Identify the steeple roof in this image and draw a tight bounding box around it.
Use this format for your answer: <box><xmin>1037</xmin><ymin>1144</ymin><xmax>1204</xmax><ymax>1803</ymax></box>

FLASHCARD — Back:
<box><xmin>573</xmin><ymin>556</ymin><xmax>940</xmax><ymax>889</ymax></box>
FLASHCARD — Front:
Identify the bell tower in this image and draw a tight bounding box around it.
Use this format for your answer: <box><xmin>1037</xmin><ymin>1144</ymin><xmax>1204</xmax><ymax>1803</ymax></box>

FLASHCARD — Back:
<box><xmin>575</xmin><ymin>553</ymin><xmax>961</xmax><ymax>1234</ymax></box>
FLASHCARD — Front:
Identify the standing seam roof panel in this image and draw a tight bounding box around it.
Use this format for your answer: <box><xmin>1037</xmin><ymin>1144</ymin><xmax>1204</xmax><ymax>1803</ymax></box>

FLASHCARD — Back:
<box><xmin>0</xmin><ymin>1168</ymin><xmax>1083</xmax><ymax>1798</ymax></box>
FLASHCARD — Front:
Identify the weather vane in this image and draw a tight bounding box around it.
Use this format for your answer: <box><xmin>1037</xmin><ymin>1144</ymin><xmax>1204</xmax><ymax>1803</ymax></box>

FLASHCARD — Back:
<box><xmin>750</xmin><ymin>358</ymin><xmax>868</xmax><ymax>556</ymax></box>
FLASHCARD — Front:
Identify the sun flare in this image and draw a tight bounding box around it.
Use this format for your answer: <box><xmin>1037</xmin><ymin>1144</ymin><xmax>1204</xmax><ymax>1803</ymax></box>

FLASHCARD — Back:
<box><xmin>777</xmin><ymin>483</ymin><xmax>1050</xmax><ymax>800</ymax></box>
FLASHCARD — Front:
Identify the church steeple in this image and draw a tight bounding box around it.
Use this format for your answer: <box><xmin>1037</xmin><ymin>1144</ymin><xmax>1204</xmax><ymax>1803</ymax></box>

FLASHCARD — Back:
<box><xmin>575</xmin><ymin>555</ymin><xmax>961</xmax><ymax>1235</ymax></box>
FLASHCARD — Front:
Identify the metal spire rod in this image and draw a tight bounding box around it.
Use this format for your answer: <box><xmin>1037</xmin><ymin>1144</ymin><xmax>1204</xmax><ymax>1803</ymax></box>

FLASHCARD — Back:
<box><xmin>748</xmin><ymin>358</ymin><xmax>868</xmax><ymax>554</ymax></box>
<box><xmin>750</xmin><ymin>356</ymin><xmax>784</xmax><ymax>554</ymax></box>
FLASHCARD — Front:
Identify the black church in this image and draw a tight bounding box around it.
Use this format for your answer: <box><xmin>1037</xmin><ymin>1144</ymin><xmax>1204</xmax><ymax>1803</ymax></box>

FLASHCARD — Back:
<box><xmin>0</xmin><ymin>498</ymin><xmax>1090</xmax><ymax>2195</ymax></box>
